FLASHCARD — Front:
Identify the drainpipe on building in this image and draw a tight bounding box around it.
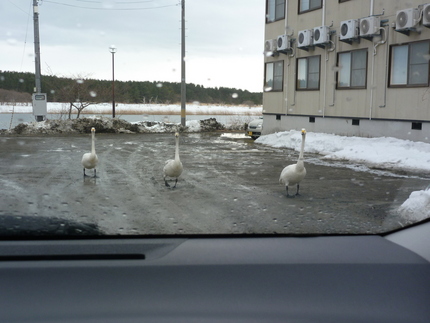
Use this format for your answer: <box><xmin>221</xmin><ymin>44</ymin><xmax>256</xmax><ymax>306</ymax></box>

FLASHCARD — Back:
<box><xmin>321</xmin><ymin>0</ymin><xmax>330</xmax><ymax>118</ymax></box>
<box><xmin>370</xmin><ymin>26</ymin><xmax>387</xmax><ymax>120</ymax></box>
<box><xmin>284</xmin><ymin>0</ymin><xmax>289</xmax><ymax>116</ymax></box>
<box><xmin>379</xmin><ymin>26</ymin><xmax>389</xmax><ymax>109</ymax></box>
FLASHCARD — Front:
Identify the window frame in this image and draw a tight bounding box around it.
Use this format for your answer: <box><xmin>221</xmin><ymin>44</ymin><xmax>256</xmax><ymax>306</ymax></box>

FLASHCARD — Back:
<box><xmin>265</xmin><ymin>60</ymin><xmax>284</xmax><ymax>92</ymax></box>
<box><xmin>389</xmin><ymin>40</ymin><xmax>430</xmax><ymax>88</ymax></box>
<box><xmin>336</xmin><ymin>49</ymin><xmax>368</xmax><ymax>90</ymax></box>
<box><xmin>299</xmin><ymin>0</ymin><xmax>322</xmax><ymax>14</ymax></box>
<box><xmin>266</xmin><ymin>0</ymin><xmax>285</xmax><ymax>23</ymax></box>
<box><xmin>296</xmin><ymin>55</ymin><xmax>321</xmax><ymax>91</ymax></box>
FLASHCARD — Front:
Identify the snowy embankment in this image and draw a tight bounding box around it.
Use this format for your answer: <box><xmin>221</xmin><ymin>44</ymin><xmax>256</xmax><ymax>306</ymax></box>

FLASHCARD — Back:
<box><xmin>0</xmin><ymin>102</ymin><xmax>262</xmax><ymax>134</ymax></box>
<box><xmin>5</xmin><ymin>116</ymin><xmax>225</xmax><ymax>135</ymax></box>
<box><xmin>256</xmin><ymin>130</ymin><xmax>430</xmax><ymax>223</ymax></box>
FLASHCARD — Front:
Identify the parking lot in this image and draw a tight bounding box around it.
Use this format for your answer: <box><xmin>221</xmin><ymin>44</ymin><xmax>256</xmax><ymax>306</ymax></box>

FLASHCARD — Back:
<box><xmin>0</xmin><ymin>132</ymin><xmax>427</xmax><ymax>235</ymax></box>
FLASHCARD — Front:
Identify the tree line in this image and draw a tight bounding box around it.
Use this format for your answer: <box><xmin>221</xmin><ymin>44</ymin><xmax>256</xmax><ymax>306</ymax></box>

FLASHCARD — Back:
<box><xmin>0</xmin><ymin>70</ymin><xmax>262</xmax><ymax>106</ymax></box>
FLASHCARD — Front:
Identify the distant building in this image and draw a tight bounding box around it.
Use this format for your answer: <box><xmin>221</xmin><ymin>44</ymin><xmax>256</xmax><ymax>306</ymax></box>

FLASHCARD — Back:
<box><xmin>263</xmin><ymin>0</ymin><xmax>430</xmax><ymax>142</ymax></box>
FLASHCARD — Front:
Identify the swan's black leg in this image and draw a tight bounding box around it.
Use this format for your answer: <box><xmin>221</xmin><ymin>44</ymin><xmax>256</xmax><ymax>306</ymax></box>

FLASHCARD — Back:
<box><xmin>172</xmin><ymin>178</ymin><xmax>178</xmax><ymax>188</ymax></box>
<box><xmin>83</xmin><ymin>168</ymin><xmax>87</xmax><ymax>177</ymax></box>
<box><xmin>295</xmin><ymin>184</ymin><xmax>301</xmax><ymax>196</ymax></box>
<box><xmin>285</xmin><ymin>186</ymin><xmax>295</xmax><ymax>198</ymax></box>
<box><xmin>93</xmin><ymin>168</ymin><xmax>97</xmax><ymax>178</ymax></box>
<box><xmin>164</xmin><ymin>178</ymin><xmax>170</xmax><ymax>187</ymax></box>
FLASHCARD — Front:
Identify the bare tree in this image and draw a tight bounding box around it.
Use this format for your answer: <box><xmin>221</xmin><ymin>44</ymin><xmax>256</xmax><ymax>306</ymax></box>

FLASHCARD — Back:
<box><xmin>56</xmin><ymin>75</ymin><xmax>99</xmax><ymax>119</ymax></box>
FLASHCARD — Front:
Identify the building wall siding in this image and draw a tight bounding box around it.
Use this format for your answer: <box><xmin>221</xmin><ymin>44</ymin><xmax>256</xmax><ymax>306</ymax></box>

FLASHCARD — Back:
<box><xmin>263</xmin><ymin>0</ymin><xmax>430</xmax><ymax>142</ymax></box>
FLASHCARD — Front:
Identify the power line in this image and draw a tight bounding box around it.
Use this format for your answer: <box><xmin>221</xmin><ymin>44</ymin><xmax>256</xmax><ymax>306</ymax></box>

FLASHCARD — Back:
<box><xmin>20</xmin><ymin>1</ymin><xmax>33</xmax><ymax>72</ymax></box>
<box><xmin>42</xmin><ymin>0</ymin><xmax>178</xmax><ymax>10</ymax></box>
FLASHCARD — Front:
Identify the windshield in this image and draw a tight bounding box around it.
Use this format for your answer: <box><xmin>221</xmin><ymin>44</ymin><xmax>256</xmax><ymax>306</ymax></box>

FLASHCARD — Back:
<box><xmin>1</xmin><ymin>0</ymin><xmax>429</xmax><ymax>237</ymax></box>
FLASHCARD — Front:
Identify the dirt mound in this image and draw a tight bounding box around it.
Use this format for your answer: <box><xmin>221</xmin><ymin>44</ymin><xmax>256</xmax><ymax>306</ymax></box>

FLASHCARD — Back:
<box><xmin>200</xmin><ymin>118</ymin><xmax>225</xmax><ymax>131</ymax></box>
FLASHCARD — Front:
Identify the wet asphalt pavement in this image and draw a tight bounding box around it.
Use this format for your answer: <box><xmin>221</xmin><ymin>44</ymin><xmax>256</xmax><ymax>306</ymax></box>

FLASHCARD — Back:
<box><xmin>1</xmin><ymin>132</ymin><xmax>429</xmax><ymax>236</ymax></box>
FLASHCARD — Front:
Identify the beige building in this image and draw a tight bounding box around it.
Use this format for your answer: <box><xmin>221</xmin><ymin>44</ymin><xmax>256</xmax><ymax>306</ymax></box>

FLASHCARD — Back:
<box><xmin>263</xmin><ymin>0</ymin><xmax>430</xmax><ymax>142</ymax></box>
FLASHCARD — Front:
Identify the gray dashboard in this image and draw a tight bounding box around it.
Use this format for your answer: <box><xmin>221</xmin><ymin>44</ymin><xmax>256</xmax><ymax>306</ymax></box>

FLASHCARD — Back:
<box><xmin>0</xmin><ymin>233</ymin><xmax>429</xmax><ymax>322</ymax></box>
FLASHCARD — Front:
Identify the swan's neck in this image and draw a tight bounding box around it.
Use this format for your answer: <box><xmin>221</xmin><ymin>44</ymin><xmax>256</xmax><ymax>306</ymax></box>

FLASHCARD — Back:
<box><xmin>174</xmin><ymin>136</ymin><xmax>180</xmax><ymax>161</ymax></box>
<box><xmin>298</xmin><ymin>135</ymin><xmax>306</xmax><ymax>162</ymax></box>
<box><xmin>91</xmin><ymin>132</ymin><xmax>96</xmax><ymax>155</ymax></box>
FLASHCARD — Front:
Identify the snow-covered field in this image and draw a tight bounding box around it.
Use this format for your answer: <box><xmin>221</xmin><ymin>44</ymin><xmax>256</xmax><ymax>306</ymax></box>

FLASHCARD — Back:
<box><xmin>256</xmin><ymin>130</ymin><xmax>430</xmax><ymax>224</ymax></box>
<box><xmin>0</xmin><ymin>102</ymin><xmax>262</xmax><ymax>116</ymax></box>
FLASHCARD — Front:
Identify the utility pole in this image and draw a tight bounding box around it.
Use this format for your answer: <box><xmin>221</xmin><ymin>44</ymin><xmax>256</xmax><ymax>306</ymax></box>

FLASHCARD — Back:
<box><xmin>32</xmin><ymin>0</ymin><xmax>47</xmax><ymax>121</ymax></box>
<box><xmin>180</xmin><ymin>0</ymin><xmax>186</xmax><ymax>126</ymax></box>
<box><xmin>33</xmin><ymin>0</ymin><xmax>41</xmax><ymax>93</ymax></box>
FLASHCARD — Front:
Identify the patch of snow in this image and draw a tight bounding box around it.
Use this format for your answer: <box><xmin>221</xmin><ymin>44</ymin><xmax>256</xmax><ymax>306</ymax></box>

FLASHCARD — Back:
<box><xmin>186</xmin><ymin>120</ymin><xmax>201</xmax><ymax>132</ymax></box>
<box><xmin>397</xmin><ymin>188</ymin><xmax>430</xmax><ymax>223</ymax></box>
<box><xmin>256</xmin><ymin>130</ymin><xmax>430</xmax><ymax>173</ymax></box>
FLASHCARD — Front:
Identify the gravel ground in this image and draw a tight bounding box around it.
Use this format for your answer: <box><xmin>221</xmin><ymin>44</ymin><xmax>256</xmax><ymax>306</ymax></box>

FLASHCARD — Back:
<box><xmin>0</xmin><ymin>132</ymin><xmax>428</xmax><ymax>236</ymax></box>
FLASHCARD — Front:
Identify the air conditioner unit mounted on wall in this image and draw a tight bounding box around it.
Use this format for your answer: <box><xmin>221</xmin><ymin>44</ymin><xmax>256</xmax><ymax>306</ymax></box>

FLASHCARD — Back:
<box><xmin>277</xmin><ymin>34</ymin><xmax>291</xmax><ymax>52</ymax></box>
<box><xmin>395</xmin><ymin>8</ymin><xmax>420</xmax><ymax>31</ymax></box>
<box><xmin>339</xmin><ymin>19</ymin><xmax>359</xmax><ymax>41</ymax></box>
<box><xmin>422</xmin><ymin>3</ymin><xmax>430</xmax><ymax>26</ymax></box>
<box><xmin>264</xmin><ymin>39</ymin><xmax>277</xmax><ymax>53</ymax></box>
<box><xmin>297</xmin><ymin>29</ymin><xmax>313</xmax><ymax>48</ymax></box>
<box><xmin>359</xmin><ymin>16</ymin><xmax>381</xmax><ymax>37</ymax></box>
<box><xmin>313</xmin><ymin>26</ymin><xmax>330</xmax><ymax>45</ymax></box>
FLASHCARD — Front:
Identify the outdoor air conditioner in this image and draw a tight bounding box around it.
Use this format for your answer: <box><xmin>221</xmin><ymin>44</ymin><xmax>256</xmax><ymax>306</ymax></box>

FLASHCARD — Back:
<box><xmin>395</xmin><ymin>8</ymin><xmax>420</xmax><ymax>30</ymax></box>
<box><xmin>264</xmin><ymin>39</ymin><xmax>277</xmax><ymax>53</ymax></box>
<box><xmin>339</xmin><ymin>19</ymin><xmax>359</xmax><ymax>40</ymax></box>
<box><xmin>277</xmin><ymin>34</ymin><xmax>291</xmax><ymax>52</ymax></box>
<box><xmin>297</xmin><ymin>29</ymin><xmax>313</xmax><ymax>47</ymax></box>
<box><xmin>359</xmin><ymin>16</ymin><xmax>381</xmax><ymax>37</ymax></box>
<box><xmin>422</xmin><ymin>3</ymin><xmax>430</xmax><ymax>26</ymax></box>
<box><xmin>313</xmin><ymin>26</ymin><xmax>330</xmax><ymax>45</ymax></box>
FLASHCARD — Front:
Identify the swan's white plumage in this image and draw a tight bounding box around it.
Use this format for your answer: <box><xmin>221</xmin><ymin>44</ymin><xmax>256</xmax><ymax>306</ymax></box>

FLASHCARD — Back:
<box><xmin>279</xmin><ymin>129</ymin><xmax>306</xmax><ymax>196</ymax></box>
<box><xmin>81</xmin><ymin>127</ymin><xmax>98</xmax><ymax>177</ymax></box>
<box><xmin>163</xmin><ymin>132</ymin><xmax>183</xmax><ymax>187</ymax></box>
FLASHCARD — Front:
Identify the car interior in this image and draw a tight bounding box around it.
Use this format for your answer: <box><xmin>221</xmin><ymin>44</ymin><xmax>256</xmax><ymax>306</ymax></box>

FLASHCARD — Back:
<box><xmin>1</xmin><ymin>219</ymin><xmax>429</xmax><ymax>322</ymax></box>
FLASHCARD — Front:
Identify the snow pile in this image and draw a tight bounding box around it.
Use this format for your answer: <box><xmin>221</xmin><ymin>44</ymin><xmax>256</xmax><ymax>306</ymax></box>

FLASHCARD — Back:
<box><xmin>397</xmin><ymin>187</ymin><xmax>430</xmax><ymax>223</ymax></box>
<box><xmin>256</xmin><ymin>130</ymin><xmax>430</xmax><ymax>173</ymax></box>
<box><xmin>5</xmin><ymin>116</ymin><xmax>225</xmax><ymax>135</ymax></box>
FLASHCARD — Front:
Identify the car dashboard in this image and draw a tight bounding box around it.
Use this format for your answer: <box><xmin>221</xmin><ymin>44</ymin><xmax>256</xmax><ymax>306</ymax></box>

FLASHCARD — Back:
<box><xmin>0</xmin><ymin>222</ymin><xmax>429</xmax><ymax>323</ymax></box>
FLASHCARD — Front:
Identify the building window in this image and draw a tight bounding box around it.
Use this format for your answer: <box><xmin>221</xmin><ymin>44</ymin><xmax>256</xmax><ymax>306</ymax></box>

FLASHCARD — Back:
<box><xmin>309</xmin><ymin>117</ymin><xmax>315</xmax><ymax>123</ymax></box>
<box><xmin>299</xmin><ymin>0</ymin><xmax>322</xmax><ymax>13</ymax></box>
<box><xmin>276</xmin><ymin>114</ymin><xmax>281</xmax><ymax>120</ymax></box>
<box><xmin>266</xmin><ymin>0</ymin><xmax>285</xmax><ymax>23</ymax></box>
<box><xmin>337</xmin><ymin>49</ymin><xmax>367</xmax><ymax>89</ymax></box>
<box><xmin>265</xmin><ymin>61</ymin><xmax>284</xmax><ymax>92</ymax></box>
<box><xmin>390</xmin><ymin>41</ymin><xmax>430</xmax><ymax>87</ymax></box>
<box><xmin>297</xmin><ymin>56</ymin><xmax>320</xmax><ymax>90</ymax></box>
<box><xmin>352</xmin><ymin>119</ymin><xmax>360</xmax><ymax>126</ymax></box>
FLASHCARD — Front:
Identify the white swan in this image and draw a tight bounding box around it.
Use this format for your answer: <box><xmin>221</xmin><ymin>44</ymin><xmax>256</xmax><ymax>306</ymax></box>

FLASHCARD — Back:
<box><xmin>279</xmin><ymin>129</ymin><xmax>307</xmax><ymax>197</ymax></box>
<box><xmin>163</xmin><ymin>132</ymin><xmax>183</xmax><ymax>188</ymax></box>
<box><xmin>81</xmin><ymin>127</ymin><xmax>98</xmax><ymax>177</ymax></box>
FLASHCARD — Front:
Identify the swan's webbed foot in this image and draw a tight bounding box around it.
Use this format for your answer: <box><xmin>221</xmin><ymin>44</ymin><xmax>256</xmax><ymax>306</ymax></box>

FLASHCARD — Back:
<box><xmin>164</xmin><ymin>179</ymin><xmax>171</xmax><ymax>187</ymax></box>
<box><xmin>83</xmin><ymin>168</ymin><xmax>88</xmax><ymax>177</ymax></box>
<box><xmin>295</xmin><ymin>184</ymin><xmax>301</xmax><ymax>196</ymax></box>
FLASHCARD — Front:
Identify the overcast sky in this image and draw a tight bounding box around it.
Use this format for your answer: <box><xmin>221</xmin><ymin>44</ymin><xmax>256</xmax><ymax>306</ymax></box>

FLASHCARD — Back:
<box><xmin>1</xmin><ymin>0</ymin><xmax>265</xmax><ymax>93</ymax></box>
